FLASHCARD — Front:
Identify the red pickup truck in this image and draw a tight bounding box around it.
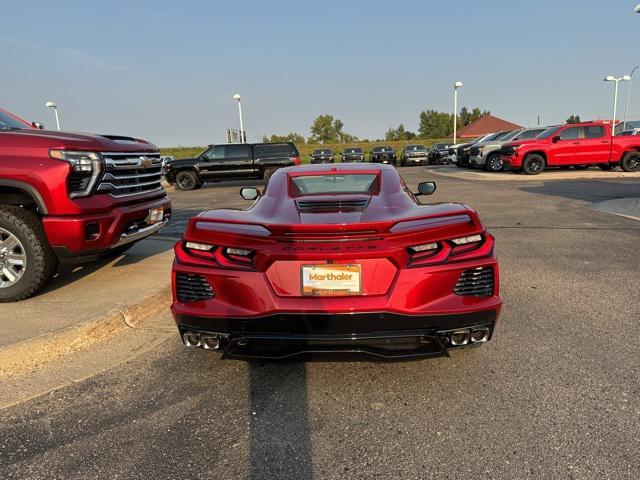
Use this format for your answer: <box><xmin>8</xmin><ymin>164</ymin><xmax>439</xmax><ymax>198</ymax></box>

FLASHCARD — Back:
<box><xmin>500</xmin><ymin>121</ymin><xmax>640</xmax><ymax>174</ymax></box>
<box><xmin>0</xmin><ymin>107</ymin><xmax>171</xmax><ymax>301</ymax></box>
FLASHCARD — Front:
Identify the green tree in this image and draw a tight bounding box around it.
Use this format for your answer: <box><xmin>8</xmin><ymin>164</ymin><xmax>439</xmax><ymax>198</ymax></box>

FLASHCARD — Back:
<box><xmin>309</xmin><ymin>114</ymin><xmax>356</xmax><ymax>143</ymax></box>
<box><xmin>418</xmin><ymin>106</ymin><xmax>490</xmax><ymax>138</ymax></box>
<box><xmin>566</xmin><ymin>115</ymin><xmax>581</xmax><ymax>124</ymax></box>
<box><xmin>262</xmin><ymin>132</ymin><xmax>305</xmax><ymax>144</ymax></box>
<box><xmin>385</xmin><ymin>124</ymin><xmax>416</xmax><ymax>141</ymax></box>
<box><xmin>418</xmin><ymin>110</ymin><xmax>454</xmax><ymax>138</ymax></box>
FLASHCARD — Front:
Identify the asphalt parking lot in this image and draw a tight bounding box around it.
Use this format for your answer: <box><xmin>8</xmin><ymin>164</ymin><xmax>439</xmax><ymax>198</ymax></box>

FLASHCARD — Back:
<box><xmin>1</xmin><ymin>167</ymin><xmax>639</xmax><ymax>479</ymax></box>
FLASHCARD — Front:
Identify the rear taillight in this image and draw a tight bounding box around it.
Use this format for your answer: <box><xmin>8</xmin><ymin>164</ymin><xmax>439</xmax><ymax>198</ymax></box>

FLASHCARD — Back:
<box><xmin>291</xmin><ymin>156</ymin><xmax>301</xmax><ymax>165</ymax></box>
<box><xmin>407</xmin><ymin>234</ymin><xmax>494</xmax><ymax>267</ymax></box>
<box><xmin>180</xmin><ymin>241</ymin><xmax>255</xmax><ymax>270</ymax></box>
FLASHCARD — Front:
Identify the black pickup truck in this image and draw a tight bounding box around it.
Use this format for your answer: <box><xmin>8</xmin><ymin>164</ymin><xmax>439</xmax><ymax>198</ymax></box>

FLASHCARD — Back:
<box><xmin>341</xmin><ymin>147</ymin><xmax>365</xmax><ymax>162</ymax></box>
<box><xmin>164</xmin><ymin>142</ymin><xmax>300</xmax><ymax>190</ymax></box>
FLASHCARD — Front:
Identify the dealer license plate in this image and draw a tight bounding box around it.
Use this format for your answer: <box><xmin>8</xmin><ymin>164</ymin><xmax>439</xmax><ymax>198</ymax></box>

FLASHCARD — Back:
<box><xmin>301</xmin><ymin>264</ymin><xmax>361</xmax><ymax>296</ymax></box>
<box><xmin>147</xmin><ymin>207</ymin><xmax>164</xmax><ymax>225</ymax></box>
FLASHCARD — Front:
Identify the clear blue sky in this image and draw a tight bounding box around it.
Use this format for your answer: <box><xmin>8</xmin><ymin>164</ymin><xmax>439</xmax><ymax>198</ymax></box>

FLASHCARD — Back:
<box><xmin>2</xmin><ymin>0</ymin><xmax>639</xmax><ymax>146</ymax></box>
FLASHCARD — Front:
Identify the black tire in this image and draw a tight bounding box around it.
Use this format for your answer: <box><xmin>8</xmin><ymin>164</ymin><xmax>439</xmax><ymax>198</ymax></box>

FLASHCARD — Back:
<box><xmin>484</xmin><ymin>153</ymin><xmax>503</xmax><ymax>172</ymax></box>
<box><xmin>573</xmin><ymin>165</ymin><xmax>589</xmax><ymax>170</ymax></box>
<box><xmin>0</xmin><ymin>207</ymin><xmax>56</xmax><ymax>302</ymax></box>
<box><xmin>620</xmin><ymin>152</ymin><xmax>640</xmax><ymax>172</ymax></box>
<box><xmin>175</xmin><ymin>170</ymin><xmax>198</xmax><ymax>191</ymax></box>
<box><xmin>597</xmin><ymin>164</ymin><xmax>613</xmax><ymax>171</ymax></box>
<box><xmin>263</xmin><ymin>167</ymin><xmax>278</xmax><ymax>181</ymax></box>
<box><xmin>522</xmin><ymin>154</ymin><xmax>545</xmax><ymax>175</ymax></box>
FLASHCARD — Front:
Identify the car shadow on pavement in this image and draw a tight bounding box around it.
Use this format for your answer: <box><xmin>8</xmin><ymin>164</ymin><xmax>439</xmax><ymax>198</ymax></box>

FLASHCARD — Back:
<box><xmin>248</xmin><ymin>362</ymin><xmax>313</xmax><ymax>480</ymax></box>
<box><xmin>520</xmin><ymin>180</ymin><xmax>640</xmax><ymax>203</ymax></box>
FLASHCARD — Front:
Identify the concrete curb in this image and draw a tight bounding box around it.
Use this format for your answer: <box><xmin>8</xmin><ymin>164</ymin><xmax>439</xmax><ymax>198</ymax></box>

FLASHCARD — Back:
<box><xmin>427</xmin><ymin>166</ymin><xmax>640</xmax><ymax>182</ymax></box>
<box><xmin>0</xmin><ymin>286</ymin><xmax>172</xmax><ymax>379</ymax></box>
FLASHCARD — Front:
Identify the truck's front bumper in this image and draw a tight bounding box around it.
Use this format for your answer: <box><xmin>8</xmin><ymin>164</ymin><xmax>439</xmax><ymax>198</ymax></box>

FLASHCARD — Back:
<box><xmin>44</xmin><ymin>195</ymin><xmax>172</xmax><ymax>258</ymax></box>
<box><xmin>469</xmin><ymin>155</ymin><xmax>485</xmax><ymax>166</ymax></box>
<box><xmin>174</xmin><ymin>310</ymin><xmax>497</xmax><ymax>360</ymax></box>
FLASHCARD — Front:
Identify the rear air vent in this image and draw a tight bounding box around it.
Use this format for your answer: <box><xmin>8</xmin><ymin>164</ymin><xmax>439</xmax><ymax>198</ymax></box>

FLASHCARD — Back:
<box><xmin>453</xmin><ymin>267</ymin><xmax>494</xmax><ymax>297</ymax></box>
<box><xmin>176</xmin><ymin>273</ymin><xmax>214</xmax><ymax>303</ymax></box>
<box><xmin>296</xmin><ymin>199</ymin><xmax>369</xmax><ymax>213</ymax></box>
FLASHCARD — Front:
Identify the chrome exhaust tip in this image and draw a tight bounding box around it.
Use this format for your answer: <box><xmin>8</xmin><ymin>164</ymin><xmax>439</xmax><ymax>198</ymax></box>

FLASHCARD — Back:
<box><xmin>201</xmin><ymin>336</ymin><xmax>221</xmax><ymax>350</ymax></box>
<box><xmin>449</xmin><ymin>330</ymin><xmax>470</xmax><ymax>346</ymax></box>
<box><xmin>183</xmin><ymin>331</ymin><xmax>201</xmax><ymax>347</ymax></box>
<box><xmin>470</xmin><ymin>328</ymin><xmax>490</xmax><ymax>343</ymax></box>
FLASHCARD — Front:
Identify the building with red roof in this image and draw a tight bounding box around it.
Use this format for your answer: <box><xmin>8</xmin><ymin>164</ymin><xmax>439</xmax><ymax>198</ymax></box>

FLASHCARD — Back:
<box><xmin>457</xmin><ymin>115</ymin><xmax>523</xmax><ymax>138</ymax></box>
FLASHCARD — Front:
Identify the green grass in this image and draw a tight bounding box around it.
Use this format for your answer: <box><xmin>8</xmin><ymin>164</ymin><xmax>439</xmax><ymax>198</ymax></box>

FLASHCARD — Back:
<box><xmin>160</xmin><ymin>138</ymin><xmax>454</xmax><ymax>164</ymax></box>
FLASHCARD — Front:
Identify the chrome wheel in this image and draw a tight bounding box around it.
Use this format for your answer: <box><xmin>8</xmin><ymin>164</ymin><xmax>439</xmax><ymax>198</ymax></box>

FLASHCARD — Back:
<box><xmin>0</xmin><ymin>227</ymin><xmax>27</xmax><ymax>288</ymax></box>
<box><xmin>487</xmin><ymin>155</ymin><xmax>503</xmax><ymax>172</ymax></box>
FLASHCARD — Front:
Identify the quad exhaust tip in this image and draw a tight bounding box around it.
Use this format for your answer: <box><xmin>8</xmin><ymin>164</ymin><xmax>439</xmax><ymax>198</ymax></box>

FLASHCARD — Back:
<box><xmin>448</xmin><ymin>327</ymin><xmax>490</xmax><ymax>347</ymax></box>
<box><xmin>182</xmin><ymin>331</ymin><xmax>227</xmax><ymax>350</ymax></box>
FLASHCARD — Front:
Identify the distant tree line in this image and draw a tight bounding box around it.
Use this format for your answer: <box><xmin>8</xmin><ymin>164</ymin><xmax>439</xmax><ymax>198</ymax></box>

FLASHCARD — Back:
<box><xmin>263</xmin><ymin>107</ymin><xmax>490</xmax><ymax>144</ymax></box>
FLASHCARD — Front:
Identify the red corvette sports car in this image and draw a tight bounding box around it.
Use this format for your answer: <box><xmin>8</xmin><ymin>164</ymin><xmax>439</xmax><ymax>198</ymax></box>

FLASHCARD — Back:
<box><xmin>171</xmin><ymin>164</ymin><xmax>501</xmax><ymax>359</ymax></box>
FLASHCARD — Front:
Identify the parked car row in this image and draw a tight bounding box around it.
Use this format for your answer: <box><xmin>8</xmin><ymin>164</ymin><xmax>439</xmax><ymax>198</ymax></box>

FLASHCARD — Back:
<box><xmin>449</xmin><ymin>121</ymin><xmax>640</xmax><ymax>174</ymax></box>
<box><xmin>311</xmin><ymin>144</ymin><xmax>435</xmax><ymax>166</ymax></box>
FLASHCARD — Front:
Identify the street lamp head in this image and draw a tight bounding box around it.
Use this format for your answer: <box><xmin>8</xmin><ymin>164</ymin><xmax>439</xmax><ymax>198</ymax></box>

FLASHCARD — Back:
<box><xmin>635</xmin><ymin>4</ymin><xmax>640</xmax><ymax>12</ymax></box>
<box><xmin>604</xmin><ymin>76</ymin><xmax>616</xmax><ymax>82</ymax></box>
<box><xmin>45</xmin><ymin>101</ymin><xmax>57</xmax><ymax>108</ymax></box>
<box><xmin>233</xmin><ymin>93</ymin><xmax>241</xmax><ymax>101</ymax></box>
<box><xmin>622</xmin><ymin>75</ymin><xmax>632</xmax><ymax>81</ymax></box>
<box><xmin>454</xmin><ymin>81</ymin><xmax>463</xmax><ymax>89</ymax></box>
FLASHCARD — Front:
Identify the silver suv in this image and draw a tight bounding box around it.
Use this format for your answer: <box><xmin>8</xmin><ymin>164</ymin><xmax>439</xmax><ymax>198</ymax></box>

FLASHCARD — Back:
<box><xmin>469</xmin><ymin>128</ymin><xmax>547</xmax><ymax>171</ymax></box>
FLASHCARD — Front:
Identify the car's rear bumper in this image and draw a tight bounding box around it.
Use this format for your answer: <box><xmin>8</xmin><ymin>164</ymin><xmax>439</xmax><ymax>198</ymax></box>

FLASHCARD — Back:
<box><xmin>44</xmin><ymin>196</ymin><xmax>172</xmax><ymax>258</ymax></box>
<box><xmin>174</xmin><ymin>310</ymin><xmax>498</xmax><ymax>360</ymax></box>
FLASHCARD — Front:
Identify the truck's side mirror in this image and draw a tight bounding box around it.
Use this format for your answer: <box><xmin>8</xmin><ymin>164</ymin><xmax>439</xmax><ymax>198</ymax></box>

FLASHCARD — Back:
<box><xmin>552</xmin><ymin>135</ymin><xmax>561</xmax><ymax>143</ymax></box>
<box><xmin>415</xmin><ymin>182</ymin><xmax>436</xmax><ymax>196</ymax></box>
<box><xmin>240</xmin><ymin>187</ymin><xmax>260</xmax><ymax>200</ymax></box>
<box><xmin>31</xmin><ymin>122</ymin><xmax>44</xmax><ymax>129</ymax></box>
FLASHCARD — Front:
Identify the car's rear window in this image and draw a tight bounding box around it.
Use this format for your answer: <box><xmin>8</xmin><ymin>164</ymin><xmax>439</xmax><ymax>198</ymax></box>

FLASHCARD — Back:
<box><xmin>254</xmin><ymin>143</ymin><xmax>298</xmax><ymax>157</ymax></box>
<box><xmin>0</xmin><ymin>111</ymin><xmax>29</xmax><ymax>131</ymax></box>
<box><xmin>290</xmin><ymin>174</ymin><xmax>379</xmax><ymax>196</ymax></box>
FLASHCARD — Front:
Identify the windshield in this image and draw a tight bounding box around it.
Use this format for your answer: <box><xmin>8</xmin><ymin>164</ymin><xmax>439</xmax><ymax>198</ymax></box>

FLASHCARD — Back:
<box><xmin>373</xmin><ymin>147</ymin><xmax>393</xmax><ymax>152</ymax></box>
<box><xmin>291</xmin><ymin>174</ymin><xmax>379</xmax><ymax>196</ymax></box>
<box><xmin>313</xmin><ymin>149</ymin><xmax>332</xmax><ymax>155</ymax></box>
<box><xmin>0</xmin><ymin>111</ymin><xmax>29</xmax><ymax>131</ymax></box>
<box><xmin>344</xmin><ymin>148</ymin><xmax>363</xmax><ymax>154</ymax></box>
<box><xmin>536</xmin><ymin>126</ymin><xmax>562</xmax><ymax>139</ymax></box>
<box><xmin>499</xmin><ymin>130</ymin><xmax>521</xmax><ymax>142</ymax></box>
<box><xmin>406</xmin><ymin>145</ymin><xmax>426</xmax><ymax>151</ymax></box>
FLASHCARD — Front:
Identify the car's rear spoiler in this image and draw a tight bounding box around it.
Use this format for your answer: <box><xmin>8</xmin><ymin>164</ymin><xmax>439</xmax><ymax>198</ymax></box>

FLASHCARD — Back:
<box><xmin>184</xmin><ymin>208</ymin><xmax>484</xmax><ymax>245</ymax></box>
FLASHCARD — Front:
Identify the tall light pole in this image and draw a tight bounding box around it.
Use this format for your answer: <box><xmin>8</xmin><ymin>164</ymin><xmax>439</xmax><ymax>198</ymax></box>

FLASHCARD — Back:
<box><xmin>453</xmin><ymin>81</ymin><xmax>463</xmax><ymax>144</ymax></box>
<box><xmin>622</xmin><ymin>66</ymin><xmax>638</xmax><ymax>131</ymax></box>
<box><xmin>233</xmin><ymin>93</ymin><xmax>244</xmax><ymax>143</ymax></box>
<box><xmin>45</xmin><ymin>101</ymin><xmax>60</xmax><ymax>130</ymax></box>
<box><xmin>604</xmin><ymin>76</ymin><xmax>631</xmax><ymax>136</ymax></box>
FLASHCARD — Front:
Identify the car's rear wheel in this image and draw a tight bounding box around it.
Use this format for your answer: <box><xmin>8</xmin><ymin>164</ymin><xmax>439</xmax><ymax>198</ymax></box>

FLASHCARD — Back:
<box><xmin>620</xmin><ymin>152</ymin><xmax>640</xmax><ymax>172</ymax></box>
<box><xmin>522</xmin><ymin>154</ymin><xmax>545</xmax><ymax>175</ymax></box>
<box><xmin>485</xmin><ymin>153</ymin><xmax>503</xmax><ymax>172</ymax></box>
<box><xmin>0</xmin><ymin>207</ymin><xmax>56</xmax><ymax>302</ymax></box>
<box><xmin>175</xmin><ymin>170</ymin><xmax>198</xmax><ymax>191</ymax></box>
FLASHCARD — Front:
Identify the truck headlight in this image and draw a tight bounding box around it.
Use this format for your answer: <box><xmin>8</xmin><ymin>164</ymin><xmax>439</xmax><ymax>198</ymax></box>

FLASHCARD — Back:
<box><xmin>50</xmin><ymin>150</ymin><xmax>103</xmax><ymax>198</ymax></box>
